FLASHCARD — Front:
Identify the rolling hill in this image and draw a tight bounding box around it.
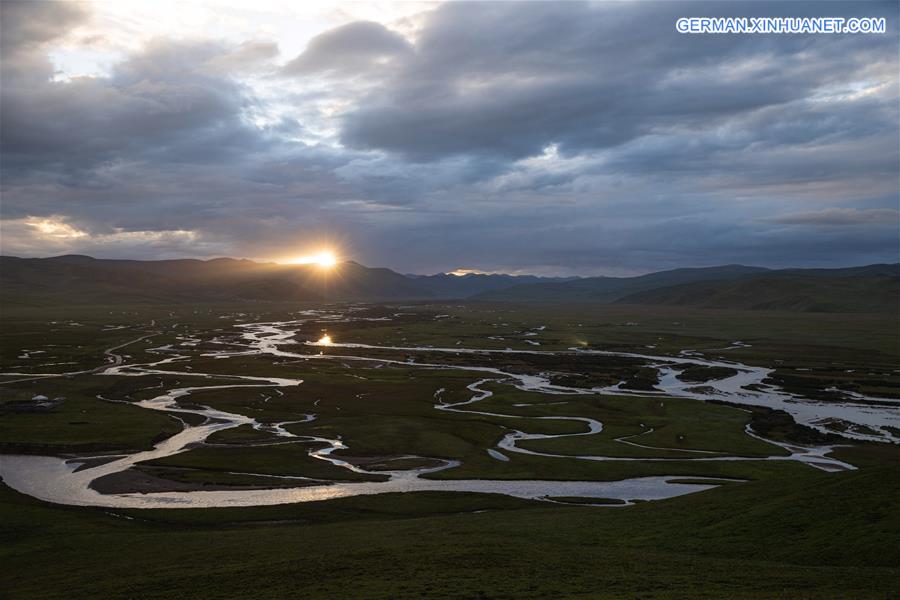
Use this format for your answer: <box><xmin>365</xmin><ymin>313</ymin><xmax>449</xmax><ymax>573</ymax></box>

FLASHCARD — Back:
<box><xmin>614</xmin><ymin>272</ymin><xmax>900</xmax><ymax>313</ymax></box>
<box><xmin>473</xmin><ymin>265</ymin><xmax>771</xmax><ymax>303</ymax></box>
<box><xmin>473</xmin><ymin>263</ymin><xmax>899</xmax><ymax>312</ymax></box>
<box><xmin>0</xmin><ymin>255</ymin><xmax>565</xmax><ymax>305</ymax></box>
<box><xmin>1</xmin><ymin>255</ymin><xmax>896</xmax><ymax>312</ymax></box>
<box><xmin>0</xmin><ymin>255</ymin><xmax>429</xmax><ymax>305</ymax></box>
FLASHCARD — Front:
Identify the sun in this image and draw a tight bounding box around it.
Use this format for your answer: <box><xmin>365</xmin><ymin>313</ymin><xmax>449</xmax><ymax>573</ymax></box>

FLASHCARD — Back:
<box><xmin>288</xmin><ymin>250</ymin><xmax>338</xmax><ymax>268</ymax></box>
<box><xmin>312</xmin><ymin>251</ymin><xmax>337</xmax><ymax>268</ymax></box>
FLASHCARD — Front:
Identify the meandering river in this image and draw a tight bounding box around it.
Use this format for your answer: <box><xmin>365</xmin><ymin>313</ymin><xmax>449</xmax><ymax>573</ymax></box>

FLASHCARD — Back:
<box><xmin>1</xmin><ymin>310</ymin><xmax>895</xmax><ymax>510</ymax></box>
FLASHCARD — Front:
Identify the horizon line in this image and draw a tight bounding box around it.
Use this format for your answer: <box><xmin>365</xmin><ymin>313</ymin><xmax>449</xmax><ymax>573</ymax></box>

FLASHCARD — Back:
<box><xmin>2</xmin><ymin>253</ymin><xmax>897</xmax><ymax>280</ymax></box>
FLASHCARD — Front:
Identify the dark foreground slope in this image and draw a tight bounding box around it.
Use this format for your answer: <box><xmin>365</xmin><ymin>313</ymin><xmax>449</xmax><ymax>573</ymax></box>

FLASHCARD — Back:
<box><xmin>2</xmin><ymin>457</ymin><xmax>898</xmax><ymax>599</ymax></box>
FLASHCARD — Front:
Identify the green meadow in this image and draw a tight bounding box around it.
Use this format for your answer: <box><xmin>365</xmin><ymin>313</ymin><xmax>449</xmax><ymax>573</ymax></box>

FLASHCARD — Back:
<box><xmin>1</xmin><ymin>302</ymin><xmax>898</xmax><ymax>598</ymax></box>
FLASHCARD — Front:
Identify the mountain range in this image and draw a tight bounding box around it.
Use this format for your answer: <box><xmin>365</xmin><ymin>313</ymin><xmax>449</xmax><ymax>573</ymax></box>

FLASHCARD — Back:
<box><xmin>1</xmin><ymin>255</ymin><xmax>897</xmax><ymax>312</ymax></box>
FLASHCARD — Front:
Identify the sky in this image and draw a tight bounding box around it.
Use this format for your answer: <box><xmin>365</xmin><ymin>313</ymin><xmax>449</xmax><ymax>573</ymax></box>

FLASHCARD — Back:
<box><xmin>0</xmin><ymin>0</ymin><xmax>897</xmax><ymax>276</ymax></box>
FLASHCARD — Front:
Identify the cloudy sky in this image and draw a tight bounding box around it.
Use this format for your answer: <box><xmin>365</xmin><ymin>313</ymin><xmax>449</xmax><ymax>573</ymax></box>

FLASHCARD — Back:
<box><xmin>1</xmin><ymin>1</ymin><xmax>897</xmax><ymax>275</ymax></box>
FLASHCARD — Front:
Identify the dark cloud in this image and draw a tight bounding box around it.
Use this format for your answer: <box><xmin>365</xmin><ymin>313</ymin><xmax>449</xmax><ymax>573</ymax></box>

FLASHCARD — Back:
<box><xmin>339</xmin><ymin>1</ymin><xmax>896</xmax><ymax>162</ymax></box>
<box><xmin>1</xmin><ymin>38</ymin><xmax>270</xmax><ymax>175</ymax></box>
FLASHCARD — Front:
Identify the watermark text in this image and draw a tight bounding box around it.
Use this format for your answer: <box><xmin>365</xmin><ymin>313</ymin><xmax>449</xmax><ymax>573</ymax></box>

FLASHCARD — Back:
<box><xmin>676</xmin><ymin>17</ymin><xmax>886</xmax><ymax>34</ymax></box>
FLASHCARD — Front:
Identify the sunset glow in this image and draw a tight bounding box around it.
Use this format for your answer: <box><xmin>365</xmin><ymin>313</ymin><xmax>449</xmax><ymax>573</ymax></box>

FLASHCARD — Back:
<box><xmin>288</xmin><ymin>251</ymin><xmax>338</xmax><ymax>268</ymax></box>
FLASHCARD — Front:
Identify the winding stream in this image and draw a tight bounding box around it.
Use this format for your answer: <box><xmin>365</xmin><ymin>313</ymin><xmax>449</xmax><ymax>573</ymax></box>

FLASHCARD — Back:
<box><xmin>298</xmin><ymin>335</ymin><xmax>899</xmax><ymax>443</ymax></box>
<box><xmin>1</xmin><ymin>310</ymin><xmax>895</xmax><ymax>509</ymax></box>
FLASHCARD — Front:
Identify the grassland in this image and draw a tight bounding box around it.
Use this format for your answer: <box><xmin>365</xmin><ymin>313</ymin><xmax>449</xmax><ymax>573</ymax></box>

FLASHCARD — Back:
<box><xmin>1</xmin><ymin>301</ymin><xmax>898</xmax><ymax>598</ymax></box>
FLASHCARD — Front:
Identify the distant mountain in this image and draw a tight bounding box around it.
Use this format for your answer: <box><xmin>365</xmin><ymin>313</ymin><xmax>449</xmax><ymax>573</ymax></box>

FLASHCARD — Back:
<box><xmin>474</xmin><ymin>263</ymin><xmax>900</xmax><ymax>312</ymax></box>
<box><xmin>1</xmin><ymin>256</ymin><xmax>896</xmax><ymax>312</ymax></box>
<box><xmin>763</xmin><ymin>264</ymin><xmax>900</xmax><ymax>279</ymax></box>
<box><xmin>0</xmin><ymin>255</ymin><xmax>432</xmax><ymax>305</ymax></box>
<box><xmin>0</xmin><ymin>256</ymin><xmax>575</xmax><ymax>305</ymax></box>
<box><xmin>474</xmin><ymin>265</ymin><xmax>771</xmax><ymax>303</ymax></box>
<box><xmin>410</xmin><ymin>272</ymin><xmax>577</xmax><ymax>299</ymax></box>
<box><xmin>614</xmin><ymin>268</ymin><xmax>900</xmax><ymax>313</ymax></box>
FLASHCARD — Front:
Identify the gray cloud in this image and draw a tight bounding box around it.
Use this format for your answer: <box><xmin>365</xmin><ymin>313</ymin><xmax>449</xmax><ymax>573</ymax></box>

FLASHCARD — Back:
<box><xmin>204</xmin><ymin>40</ymin><xmax>280</xmax><ymax>74</ymax></box>
<box><xmin>0</xmin><ymin>0</ymin><xmax>88</xmax><ymax>56</ymax></box>
<box><xmin>282</xmin><ymin>21</ymin><xmax>411</xmax><ymax>76</ymax></box>
<box><xmin>767</xmin><ymin>208</ymin><xmax>900</xmax><ymax>226</ymax></box>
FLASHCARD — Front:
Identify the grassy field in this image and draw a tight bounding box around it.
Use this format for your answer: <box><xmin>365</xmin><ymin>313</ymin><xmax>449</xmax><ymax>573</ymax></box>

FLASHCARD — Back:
<box><xmin>1</xmin><ymin>301</ymin><xmax>898</xmax><ymax>598</ymax></box>
<box><xmin>2</xmin><ymin>463</ymin><xmax>898</xmax><ymax>598</ymax></box>
<box><xmin>0</xmin><ymin>375</ymin><xmax>182</xmax><ymax>453</ymax></box>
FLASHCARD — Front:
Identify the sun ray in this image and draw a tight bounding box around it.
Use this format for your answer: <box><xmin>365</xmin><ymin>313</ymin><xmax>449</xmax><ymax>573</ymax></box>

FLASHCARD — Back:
<box><xmin>287</xmin><ymin>250</ymin><xmax>338</xmax><ymax>268</ymax></box>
